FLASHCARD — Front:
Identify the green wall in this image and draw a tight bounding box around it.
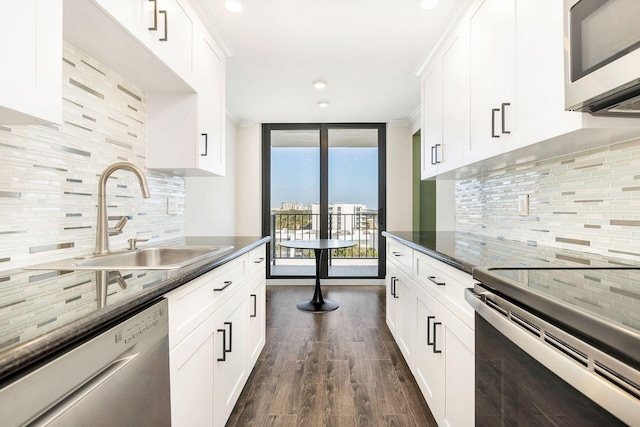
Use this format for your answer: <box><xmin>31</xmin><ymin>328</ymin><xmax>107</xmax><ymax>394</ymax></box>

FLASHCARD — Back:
<box><xmin>412</xmin><ymin>131</ymin><xmax>436</xmax><ymax>232</ymax></box>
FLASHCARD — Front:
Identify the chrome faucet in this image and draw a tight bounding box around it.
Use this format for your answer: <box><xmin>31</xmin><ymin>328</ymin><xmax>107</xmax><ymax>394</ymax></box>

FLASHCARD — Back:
<box><xmin>95</xmin><ymin>162</ymin><xmax>150</xmax><ymax>255</ymax></box>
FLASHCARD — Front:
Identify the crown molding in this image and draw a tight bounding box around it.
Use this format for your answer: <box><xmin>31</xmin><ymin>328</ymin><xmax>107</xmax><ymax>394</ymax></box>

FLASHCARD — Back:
<box><xmin>188</xmin><ymin>0</ymin><xmax>235</xmax><ymax>57</ymax></box>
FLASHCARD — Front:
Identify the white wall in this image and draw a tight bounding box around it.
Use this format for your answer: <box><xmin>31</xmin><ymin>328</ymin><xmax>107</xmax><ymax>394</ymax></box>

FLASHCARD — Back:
<box><xmin>235</xmin><ymin>123</ymin><xmax>262</xmax><ymax>236</ymax></box>
<box><xmin>386</xmin><ymin>123</ymin><xmax>413</xmax><ymax>231</ymax></box>
<box><xmin>185</xmin><ymin>117</ymin><xmax>237</xmax><ymax>236</ymax></box>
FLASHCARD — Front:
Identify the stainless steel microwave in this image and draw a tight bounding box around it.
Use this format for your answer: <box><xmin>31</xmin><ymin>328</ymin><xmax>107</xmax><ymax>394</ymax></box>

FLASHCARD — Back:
<box><xmin>564</xmin><ymin>0</ymin><xmax>640</xmax><ymax>115</ymax></box>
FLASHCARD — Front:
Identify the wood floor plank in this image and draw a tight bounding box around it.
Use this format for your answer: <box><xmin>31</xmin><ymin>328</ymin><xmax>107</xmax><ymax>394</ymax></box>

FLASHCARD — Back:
<box><xmin>326</xmin><ymin>360</ymin><xmax>355</xmax><ymax>416</ymax></box>
<box><xmin>230</xmin><ymin>286</ymin><xmax>437</xmax><ymax>427</ymax></box>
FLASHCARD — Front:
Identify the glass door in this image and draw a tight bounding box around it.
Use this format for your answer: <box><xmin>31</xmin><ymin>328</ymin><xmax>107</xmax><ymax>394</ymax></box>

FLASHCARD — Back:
<box><xmin>263</xmin><ymin>123</ymin><xmax>386</xmax><ymax>279</ymax></box>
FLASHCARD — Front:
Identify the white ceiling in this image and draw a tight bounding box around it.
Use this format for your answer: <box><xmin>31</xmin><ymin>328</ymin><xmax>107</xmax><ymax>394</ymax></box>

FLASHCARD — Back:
<box><xmin>198</xmin><ymin>0</ymin><xmax>469</xmax><ymax>124</ymax></box>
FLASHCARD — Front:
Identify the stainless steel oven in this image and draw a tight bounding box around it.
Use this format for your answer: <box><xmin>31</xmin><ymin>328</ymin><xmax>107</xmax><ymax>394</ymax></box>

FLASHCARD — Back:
<box><xmin>467</xmin><ymin>267</ymin><xmax>640</xmax><ymax>426</ymax></box>
<box><xmin>564</xmin><ymin>0</ymin><xmax>640</xmax><ymax>115</ymax></box>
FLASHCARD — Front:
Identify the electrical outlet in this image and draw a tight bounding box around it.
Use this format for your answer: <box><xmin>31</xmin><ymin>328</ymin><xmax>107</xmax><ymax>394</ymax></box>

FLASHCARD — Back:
<box><xmin>518</xmin><ymin>194</ymin><xmax>529</xmax><ymax>216</ymax></box>
<box><xmin>167</xmin><ymin>197</ymin><xmax>177</xmax><ymax>215</ymax></box>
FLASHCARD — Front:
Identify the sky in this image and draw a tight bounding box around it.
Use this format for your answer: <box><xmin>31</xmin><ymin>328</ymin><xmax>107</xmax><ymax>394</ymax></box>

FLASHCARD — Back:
<box><xmin>271</xmin><ymin>146</ymin><xmax>378</xmax><ymax>209</ymax></box>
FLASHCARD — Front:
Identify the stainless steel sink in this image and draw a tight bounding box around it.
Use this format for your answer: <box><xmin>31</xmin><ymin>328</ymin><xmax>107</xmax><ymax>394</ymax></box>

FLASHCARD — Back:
<box><xmin>25</xmin><ymin>245</ymin><xmax>234</xmax><ymax>271</ymax></box>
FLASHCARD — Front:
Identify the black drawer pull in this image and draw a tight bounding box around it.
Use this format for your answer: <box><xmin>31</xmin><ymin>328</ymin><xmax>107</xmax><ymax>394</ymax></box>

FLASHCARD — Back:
<box><xmin>491</xmin><ymin>108</ymin><xmax>500</xmax><ymax>138</ymax></box>
<box><xmin>427</xmin><ymin>316</ymin><xmax>435</xmax><ymax>346</ymax></box>
<box><xmin>254</xmin><ymin>257</ymin><xmax>265</xmax><ymax>264</ymax></box>
<box><xmin>392</xmin><ymin>251</ymin><xmax>403</xmax><ymax>257</ymax></box>
<box><xmin>201</xmin><ymin>133</ymin><xmax>208</xmax><ymax>156</ymax></box>
<box><xmin>148</xmin><ymin>0</ymin><xmax>158</xmax><ymax>31</ymax></box>
<box><xmin>428</xmin><ymin>276</ymin><xmax>446</xmax><ymax>286</ymax></box>
<box><xmin>432</xmin><ymin>321</ymin><xmax>442</xmax><ymax>354</ymax></box>
<box><xmin>159</xmin><ymin>10</ymin><xmax>168</xmax><ymax>41</ymax></box>
<box><xmin>250</xmin><ymin>294</ymin><xmax>257</xmax><ymax>317</ymax></box>
<box><xmin>224</xmin><ymin>321</ymin><xmax>232</xmax><ymax>353</ymax></box>
<box><xmin>213</xmin><ymin>280</ymin><xmax>232</xmax><ymax>292</ymax></box>
<box><xmin>217</xmin><ymin>328</ymin><xmax>226</xmax><ymax>361</ymax></box>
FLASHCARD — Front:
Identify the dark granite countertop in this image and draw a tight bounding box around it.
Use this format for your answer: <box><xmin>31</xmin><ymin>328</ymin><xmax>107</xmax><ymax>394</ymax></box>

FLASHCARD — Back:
<box><xmin>383</xmin><ymin>231</ymin><xmax>640</xmax><ymax>366</ymax></box>
<box><xmin>382</xmin><ymin>231</ymin><xmax>640</xmax><ymax>272</ymax></box>
<box><xmin>0</xmin><ymin>236</ymin><xmax>269</xmax><ymax>386</ymax></box>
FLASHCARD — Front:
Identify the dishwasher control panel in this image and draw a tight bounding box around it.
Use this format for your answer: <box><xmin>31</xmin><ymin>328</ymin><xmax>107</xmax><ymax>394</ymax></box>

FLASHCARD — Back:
<box><xmin>114</xmin><ymin>300</ymin><xmax>167</xmax><ymax>346</ymax></box>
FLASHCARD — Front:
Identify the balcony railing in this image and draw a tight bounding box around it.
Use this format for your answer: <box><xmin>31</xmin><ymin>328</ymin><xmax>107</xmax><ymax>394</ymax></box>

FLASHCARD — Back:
<box><xmin>271</xmin><ymin>212</ymin><xmax>379</xmax><ymax>263</ymax></box>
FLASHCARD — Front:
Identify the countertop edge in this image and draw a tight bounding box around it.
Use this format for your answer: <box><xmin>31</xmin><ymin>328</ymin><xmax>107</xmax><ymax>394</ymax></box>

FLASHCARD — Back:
<box><xmin>382</xmin><ymin>231</ymin><xmax>475</xmax><ymax>274</ymax></box>
<box><xmin>0</xmin><ymin>236</ymin><xmax>270</xmax><ymax>386</ymax></box>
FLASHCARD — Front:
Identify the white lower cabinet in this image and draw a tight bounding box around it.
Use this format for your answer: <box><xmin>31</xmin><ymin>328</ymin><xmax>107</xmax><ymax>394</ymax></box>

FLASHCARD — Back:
<box><xmin>415</xmin><ymin>285</ymin><xmax>474</xmax><ymax>427</ymax></box>
<box><xmin>166</xmin><ymin>243</ymin><xmax>267</xmax><ymax>427</ymax></box>
<box><xmin>385</xmin><ymin>238</ymin><xmax>475</xmax><ymax>427</ymax></box>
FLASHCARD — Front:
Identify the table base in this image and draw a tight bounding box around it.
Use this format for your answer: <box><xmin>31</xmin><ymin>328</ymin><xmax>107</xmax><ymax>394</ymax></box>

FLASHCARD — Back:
<box><xmin>296</xmin><ymin>298</ymin><xmax>339</xmax><ymax>312</ymax></box>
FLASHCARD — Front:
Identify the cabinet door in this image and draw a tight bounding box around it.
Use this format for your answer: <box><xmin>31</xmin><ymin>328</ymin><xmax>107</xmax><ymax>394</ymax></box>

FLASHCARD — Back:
<box><xmin>170</xmin><ymin>312</ymin><xmax>215</xmax><ymax>427</ymax></box>
<box><xmin>440</xmin><ymin>23</ymin><xmax>469</xmax><ymax>174</ymax></box>
<box><xmin>414</xmin><ymin>286</ymin><xmax>445</xmax><ymax>422</ymax></box>
<box><xmin>421</xmin><ymin>59</ymin><xmax>442</xmax><ymax>180</ymax></box>
<box><xmin>385</xmin><ymin>262</ymin><xmax>400</xmax><ymax>339</ymax></box>
<box><xmin>93</xmin><ymin>0</ymin><xmax>194</xmax><ymax>87</ymax></box>
<box><xmin>396</xmin><ymin>270</ymin><xmax>416</xmax><ymax>367</ymax></box>
<box><xmin>468</xmin><ymin>0</ymin><xmax>515</xmax><ymax>163</ymax></box>
<box><xmin>195</xmin><ymin>26</ymin><xmax>225</xmax><ymax>176</ymax></box>
<box><xmin>512</xmin><ymin>0</ymin><xmax>582</xmax><ymax>150</ymax></box>
<box><xmin>443</xmin><ymin>318</ymin><xmax>474</xmax><ymax>427</ymax></box>
<box><xmin>213</xmin><ymin>289</ymin><xmax>247</xmax><ymax>427</ymax></box>
<box><xmin>0</xmin><ymin>0</ymin><xmax>61</xmax><ymax>124</ymax></box>
<box><xmin>246</xmin><ymin>273</ymin><xmax>266</xmax><ymax>369</ymax></box>
<box><xmin>154</xmin><ymin>0</ymin><xmax>194</xmax><ymax>84</ymax></box>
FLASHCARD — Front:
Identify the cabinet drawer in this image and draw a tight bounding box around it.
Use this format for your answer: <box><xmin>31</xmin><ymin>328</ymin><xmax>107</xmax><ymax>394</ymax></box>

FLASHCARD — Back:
<box><xmin>247</xmin><ymin>244</ymin><xmax>266</xmax><ymax>278</ymax></box>
<box><xmin>387</xmin><ymin>239</ymin><xmax>413</xmax><ymax>275</ymax></box>
<box><xmin>414</xmin><ymin>251</ymin><xmax>474</xmax><ymax>328</ymax></box>
<box><xmin>166</xmin><ymin>254</ymin><xmax>247</xmax><ymax>349</ymax></box>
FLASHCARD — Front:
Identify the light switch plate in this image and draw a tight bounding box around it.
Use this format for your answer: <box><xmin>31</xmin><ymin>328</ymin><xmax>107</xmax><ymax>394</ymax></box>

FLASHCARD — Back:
<box><xmin>518</xmin><ymin>194</ymin><xmax>529</xmax><ymax>216</ymax></box>
<box><xmin>167</xmin><ymin>197</ymin><xmax>178</xmax><ymax>215</ymax></box>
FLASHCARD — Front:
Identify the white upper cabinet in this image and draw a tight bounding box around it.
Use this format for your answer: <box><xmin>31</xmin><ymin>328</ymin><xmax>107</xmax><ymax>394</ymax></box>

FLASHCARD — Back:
<box><xmin>0</xmin><ymin>0</ymin><xmax>62</xmax><ymax>125</ymax></box>
<box><xmin>146</xmin><ymin>22</ymin><xmax>226</xmax><ymax>176</ymax></box>
<box><xmin>89</xmin><ymin>0</ymin><xmax>195</xmax><ymax>88</ymax></box>
<box><xmin>419</xmin><ymin>0</ymin><xmax>640</xmax><ymax>179</ymax></box>
<box><xmin>421</xmin><ymin>59</ymin><xmax>442</xmax><ymax>180</ymax></box>
<box><xmin>467</xmin><ymin>0</ymin><xmax>515</xmax><ymax>164</ymax></box>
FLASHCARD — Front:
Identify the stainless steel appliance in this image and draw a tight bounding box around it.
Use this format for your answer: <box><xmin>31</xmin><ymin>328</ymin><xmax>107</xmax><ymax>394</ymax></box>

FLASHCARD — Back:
<box><xmin>466</xmin><ymin>267</ymin><xmax>640</xmax><ymax>426</ymax></box>
<box><xmin>0</xmin><ymin>299</ymin><xmax>170</xmax><ymax>427</ymax></box>
<box><xmin>564</xmin><ymin>0</ymin><xmax>640</xmax><ymax>114</ymax></box>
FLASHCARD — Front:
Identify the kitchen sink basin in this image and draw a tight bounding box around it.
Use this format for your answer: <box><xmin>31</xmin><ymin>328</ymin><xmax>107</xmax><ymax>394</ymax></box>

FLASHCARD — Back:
<box><xmin>25</xmin><ymin>245</ymin><xmax>234</xmax><ymax>271</ymax></box>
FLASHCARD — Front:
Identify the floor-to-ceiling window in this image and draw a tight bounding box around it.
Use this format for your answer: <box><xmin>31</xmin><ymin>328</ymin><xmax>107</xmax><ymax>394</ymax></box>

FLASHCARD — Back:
<box><xmin>262</xmin><ymin>123</ymin><xmax>386</xmax><ymax>279</ymax></box>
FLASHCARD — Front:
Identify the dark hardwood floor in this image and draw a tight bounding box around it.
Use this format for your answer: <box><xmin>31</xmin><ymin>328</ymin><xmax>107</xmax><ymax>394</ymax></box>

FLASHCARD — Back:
<box><xmin>227</xmin><ymin>285</ymin><xmax>437</xmax><ymax>427</ymax></box>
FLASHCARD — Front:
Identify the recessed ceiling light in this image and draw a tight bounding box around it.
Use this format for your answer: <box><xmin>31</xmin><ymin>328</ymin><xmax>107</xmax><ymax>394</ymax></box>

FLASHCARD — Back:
<box><xmin>225</xmin><ymin>0</ymin><xmax>243</xmax><ymax>13</ymax></box>
<box><xmin>420</xmin><ymin>0</ymin><xmax>439</xmax><ymax>10</ymax></box>
<box><xmin>317</xmin><ymin>101</ymin><xmax>329</xmax><ymax>108</ymax></box>
<box><xmin>313</xmin><ymin>80</ymin><xmax>327</xmax><ymax>89</ymax></box>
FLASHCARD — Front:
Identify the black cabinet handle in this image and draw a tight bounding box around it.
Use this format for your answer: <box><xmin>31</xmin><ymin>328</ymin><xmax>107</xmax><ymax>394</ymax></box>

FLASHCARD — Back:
<box><xmin>393</xmin><ymin>278</ymin><xmax>399</xmax><ymax>299</ymax></box>
<box><xmin>224</xmin><ymin>321</ymin><xmax>232</xmax><ymax>353</ymax></box>
<box><xmin>148</xmin><ymin>0</ymin><xmax>158</xmax><ymax>31</ymax></box>
<box><xmin>501</xmin><ymin>102</ymin><xmax>511</xmax><ymax>134</ymax></box>
<box><xmin>390</xmin><ymin>276</ymin><xmax>396</xmax><ymax>297</ymax></box>
<box><xmin>159</xmin><ymin>10</ymin><xmax>168</xmax><ymax>41</ymax></box>
<box><xmin>201</xmin><ymin>133</ymin><xmax>208</xmax><ymax>156</ymax></box>
<box><xmin>254</xmin><ymin>257</ymin><xmax>265</xmax><ymax>264</ymax></box>
<box><xmin>427</xmin><ymin>316</ymin><xmax>435</xmax><ymax>346</ymax></box>
<box><xmin>250</xmin><ymin>294</ymin><xmax>257</xmax><ymax>317</ymax></box>
<box><xmin>432</xmin><ymin>321</ymin><xmax>442</xmax><ymax>354</ymax></box>
<box><xmin>491</xmin><ymin>108</ymin><xmax>500</xmax><ymax>138</ymax></box>
<box><xmin>392</xmin><ymin>251</ymin><xmax>403</xmax><ymax>257</ymax></box>
<box><xmin>217</xmin><ymin>328</ymin><xmax>227</xmax><ymax>361</ymax></box>
<box><xmin>428</xmin><ymin>276</ymin><xmax>446</xmax><ymax>286</ymax></box>
<box><xmin>213</xmin><ymin>280</ymin><xmax>232</xmax><ymax>292</ymax></box>
<box><xmin>431</xmin><ymin>144</ymin><xmax>441</xmax><ymax>165</ymax></box>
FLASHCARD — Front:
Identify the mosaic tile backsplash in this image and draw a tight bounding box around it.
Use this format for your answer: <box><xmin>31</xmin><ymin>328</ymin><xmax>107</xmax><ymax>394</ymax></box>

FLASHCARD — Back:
<box><xmin>455</xmin><ymin>138</ymin><xmax>640</xmax><ymax>261</ymax></box>
<box><xmin>0</xmin><ymin>42</ymin><xmax>185</xmax><ymax>271</ymax></box>
<box><xmin>0</xmin><ymin>43</ymin><xmax>186</xmax><ymax>350</ymax></box>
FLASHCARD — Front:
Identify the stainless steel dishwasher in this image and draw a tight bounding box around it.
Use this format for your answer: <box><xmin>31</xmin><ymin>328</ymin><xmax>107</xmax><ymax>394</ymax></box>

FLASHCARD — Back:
<box><xmin>0</xmin><ymin>299</ymin><xmax>171</xmax><ymax>427</ymax></box>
